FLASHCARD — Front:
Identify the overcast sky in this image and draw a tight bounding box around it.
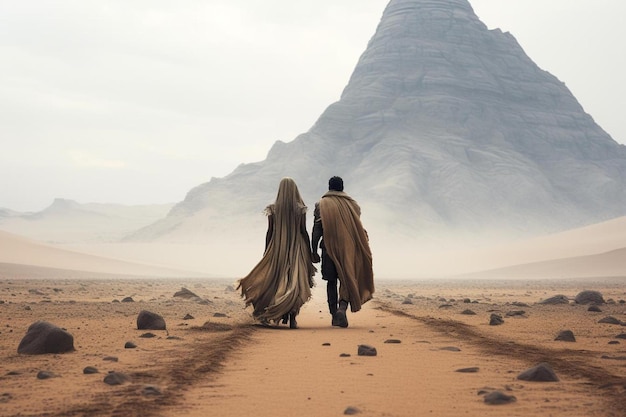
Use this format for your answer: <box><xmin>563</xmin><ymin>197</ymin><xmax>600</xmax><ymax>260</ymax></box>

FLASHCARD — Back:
<box><xmin>1</xmin><ymin>1</ymin><xmax>625</xmax><ymax>212</ymax></box>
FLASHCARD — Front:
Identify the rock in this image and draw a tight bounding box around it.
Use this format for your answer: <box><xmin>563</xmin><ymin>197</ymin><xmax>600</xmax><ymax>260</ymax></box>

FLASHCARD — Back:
<box><xmin>460</xmin><ymin>309</ymin><xmax>476</xmax><ymax>315</ymax></box>
<box><xmin>36</xmin><ymin>370</ymin><xmax>58</xmax><ymax>379</ymax></box>
<box><xmin>455</xmin><ymin>367</ymin><xmax>479</xmax><ymax>373</ymax></box>
<box><xmin>17</xmin><ymin>321</ymin><xmax>75</xmax><ymax>354</ymax></box>
<box><xmin>575</xmin><ymin>290</ymin><xmax>605</xmax><ymax>305</ymax></box>
<box><xmin>183</xmin><ymin>314</ymin><xmax>194</xmax><ymax>320</ymax></box>
<box><xmin>357</xmin><ymin>345</ymin><xmax>377</xmax><ymax>356</ymax></box>
<box><xmin>489</xmin><ymin>314</ymin><xmax>504</xmax><ymax>325</ymax></box>
<box><xmin>587</xmin><ymin>305</ymin><xmax>602</xmax><ymax>312</ymax></box>
<box><xmin>340</xmin><ymin>353</ymin><xmax>351</xmax><ymax>357</ymax></box>
<box><xmin>344</xmin><ymin>406</ymin><xmax>360</xmax><ymax>415</ymax></box>
<box><xmin>102</xmin><ymin>356</ymin><xmax>118</xmax><ymax>362</ymax></box>
<box><xmin>322</xmin><ymin>342</ymin><xmax>331</xmax><ymax>346</ymax></box>
<box><xmin>83</xmin><ymin>366</ymin><xmax>99</xmax><ymax>374</ymax></box>
<box><xmin>0</xmin><ymin>393</ymin><xmax>12</xmax><ymax>403</ymax></box>
<box><xmin>141</xmin><ymin>385</ymin><xmax>162</xmax><ymax>396</ymax></box>
<box><xmin>555</xmin><ymin>330</ymin><xmax>576</xmax><ymax>342</ymax></box>
<box><xmin>505</xmin><ymin>310</ymin><xmax>526</xmax><ymax>317</ymax></box>
<box><xmin>384</xmin><ymin>339</ymin><xmax>401</xmax><ymax>344</ymax></box>
<box><xmin>196</xmin><ymin>321</ymin><xmax>233</xmax><ymax>332</ymax></box>
<box><xmin>484</xmin><ymin>391</ymin><xmax>517</xmax><ymax>405</ymax></box>
<box><xmin>124</xmin><ymin>341</ymin><xmax>137</xmax><ymax>349</ymax></box>
<box><xmin>213</xmin><ymin>312</ymin><xmax>228</xmax><ymax>318</ymax></box>
<box><xmin>538</xmin><ymin>295</ymin><xmax>570</xmax><ymax>305</ymax></box>
<box><xmin>440</xmin><ymin>346</ymin><xmax>461</xmax><ymax>352</ymax></box>
<box><xmin>401</xmin><ymin>298</ymin><xmax>413</xmax><ymax>305</ymax></box>
<box><xmin>517</xmin><ymin>363</ymin><xmax>559</xmax><ymax>382</ymax></box>
<box><xmin>139</xmin><ymin>332</ymin><xmax>156</xmax><ymax>338</ymax></box>
<box><xmin>615</xmin><ymin>333</ymin><xmax>626</xmax><ymax>339</ymax></box>
<box><xmin>599</xmin><ymin>316</ymin><xmax>623</xmax><ymax>325</ymax></box>
<box><xmin>104</xmin><ymin>372</ymin><xmax>129</xmax><ymax>386</ymax></box>
<box><xmin>121</xmin><ymin>297</ymin><xmax>134</xmax><ymax>303</ymax></box>
<box><xmin>137</xmin><ymin>310</ymin><xmax>166</xmax><ymax>330</ymax></box>
<box><xmin>173</xmin><ymin>288</ymin><xmax>198</xmax><ymax>299</ymax></box>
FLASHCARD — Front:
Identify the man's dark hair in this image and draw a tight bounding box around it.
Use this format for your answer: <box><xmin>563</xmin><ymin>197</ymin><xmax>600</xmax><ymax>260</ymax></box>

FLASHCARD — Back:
<box><xmin>328</xmin><ymin>176</ymin><xmax>344</xmax><ymax>191</ymax></box>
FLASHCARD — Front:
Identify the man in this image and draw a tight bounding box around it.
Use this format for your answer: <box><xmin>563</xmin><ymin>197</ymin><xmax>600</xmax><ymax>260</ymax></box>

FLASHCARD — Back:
<box><xmin>311</xmin><ymin>176</ymin><xmax>374</xmax><ymax>328</ymax></box>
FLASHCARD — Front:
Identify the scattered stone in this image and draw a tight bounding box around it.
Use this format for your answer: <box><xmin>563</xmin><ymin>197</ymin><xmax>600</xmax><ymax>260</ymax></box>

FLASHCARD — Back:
<box><xmin>456</xmin><ymin>367</ymin><xmax>479</xmax><ymax>373</ymax></box>
<box><xmin>538</xmin><ymin>295</ymin><xmax>569</xmax><ymax>305</ymax></box>
<box><xmin>340</xmin><ymin>353</ymin><xmax>351</xmax><ymax>357</ymax></box>
<box><xmin>401</xmin><ymin>298</ymin><xmax>413</xmax><ymax>305</ymax></box>
<box><xmin>440</xmin><ymin>346</ymin><xmax>461</xmax><ymax>352</ymax></box>
<box><xmin>460</xmin><ymin>309</ymin><xmax>476</xmax><ymax>315</ymax></box>
<box><xmin>616</xmin><ymin>333</ymin><xmax>626</xmax><ymax>339</ymax></box>
<box><xmin>83</xmin><ymin>366</ymin><xmax>99</xmax><ymax>374</ymax></box>
<box><xmin>505</xmin><ymin>310</ymin><xmax>526</xmax><ymax>317</ymax></box>
<box><xmin>517</xmin><ymin>363</ymin><xmax>559</xmax><ymax>382</ymax></box>
<box><xmin>121</xmin><ymin>297</ymin><xmax>134</xmax><ymax>302</ymax></box>
<box><xmin>322</xmin><ymin>342</ymin><xmax>331</xmax><ymax>346</ymax></box>
<box><xmin>139</xmin><ymin>332</ymin><xmax>156</xmax><ymax>338</ymax></box>
<box><xmin>439</xmin><ymin>304</ymin><xmax>453</xmax><ymax>308</ymax></box>
<box><xmin>599</xmin><ymin>316</ymin><xmax>623</xmax><ymax>325</ymax></box>
<box><xmin>213</xmin><ymin>312</ymin><xmax>228</xmax><ymax>318</ymax></box>
<box><xmin>17</xmin><ymin>321</ymin><xmax>75</xmax><ymax>354</ymax></box>
<box><xmin>357</xmin><ymin>345</ymin><xmax>377</xmax><ymax>356</ymax></box>
<box><xmin>511</xmin><ymin>301</ymin><xmax>529</xmax><ymax>307</ymax></box>
<box><xmin>555</xmin><ymin>330</ymin><xmax>576</xmax><ymax>342</ymax></box>
<box><xmin>575</xmin><ymin>290</ymin><xmax>605</xmax><ymax>305</ymax></box>
<box><xmin>463</xmin><ymin>298</ymin><xmax>471</xmax><ymax>303</ymax></box>
<box><xmin>183</xmin><ymin>314</ymin><xmax>194</xmax><ymax>320</ymax></box>
<box><xmin>384</xmin><ymin>339</ymin><xmax>401</xmax><ymax>344</ymax></box>
<box><xmin>37</xmin><ymin>370</ymin><xmax>57</xmax><ymax>379</ymax></box>
<box><xmin>608</xmin><ymin>341</ymin><xmax>620</xmax><ymax>345</ymax></box>
<box><xmin>588</xmin><ymin>305</ymin><xmax>602</xmax><ymax>312</ymax></box>
<box><xmin>344</xmin><ymin>406</ymin><xmax>361</xmax><ymax>415</ymax></box>
<box><xmin>489</xmin><ymin>314</ymin><xmax>504</xmax><ymax>325</ymax></box>
<box><xmin>103</xmin><ymin>356</ymin><xmax>118</xmax><ymax>362</ymax></box>
<box><xmin>484</xmin><ymin>391</ymin><xmax>516</xmax><ymax>405</ymax></box>
<box><xmin>137</xmin><ymin>310</ymin><xmax>166</xmax><ymax>330</ymax></box>
<box><xmin>124</xmin><ymin>341</ymin><xmax>137</xmax><ymax>349</ymax></box>
<box><xmin>104</xmin><ymin>372</ymin><xmax>129</xmax><ymax>385</ymax></box>
<box><xmin>173</xmin><ymin>288</ymin><xmax>198</xmax><ymax>299</ymax></box>
<box><xmin>141</xmin><ymin>385</ymin><xmax>162</xmax><ymax>396</ymax></box>
<box><xmin>195</xmin><ymin>321</ymin><xmax>233</xmax><ymax>332</ymax></box>
<box><xmin>601</xmin><ymin>355</ymin><xmax>626</xmax><ymax>361</ymax></box>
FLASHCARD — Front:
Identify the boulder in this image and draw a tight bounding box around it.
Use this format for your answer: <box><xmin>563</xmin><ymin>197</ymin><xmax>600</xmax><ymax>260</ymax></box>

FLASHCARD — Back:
<box><xmin>17</xmin><ymin>321</ymin><xmax>75</xmax><ymax>354</ymax></box>
<box><xmin>137</xmin><ymin>310</ymin><xmax>166</xmax><ymax>330</ymax></box>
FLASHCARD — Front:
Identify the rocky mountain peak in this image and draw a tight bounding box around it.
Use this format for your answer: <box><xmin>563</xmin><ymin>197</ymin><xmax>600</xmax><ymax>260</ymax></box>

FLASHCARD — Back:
<box><xmin>130</xmin><ymin>0</ymin><xmax>626</xmax><ymax>251</ymax></box>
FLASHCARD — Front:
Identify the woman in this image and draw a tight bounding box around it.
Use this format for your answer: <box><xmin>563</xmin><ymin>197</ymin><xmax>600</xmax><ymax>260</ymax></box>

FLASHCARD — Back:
<box><xmin>237</xmin><ymin>177</ymin><xmax>316</xmax><ymax>328</ymax></box>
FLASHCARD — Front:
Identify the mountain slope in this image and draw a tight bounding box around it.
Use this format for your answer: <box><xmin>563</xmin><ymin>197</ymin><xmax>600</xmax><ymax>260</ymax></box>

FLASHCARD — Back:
<box><xmin>129</xmin><ymin>0</ymin><xmax>626</xmax><ymax>277</ymax></box>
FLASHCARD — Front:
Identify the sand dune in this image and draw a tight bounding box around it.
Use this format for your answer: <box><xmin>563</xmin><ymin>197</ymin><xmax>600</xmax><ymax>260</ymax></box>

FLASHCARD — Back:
<box><xmin>0</xmin><ymin>230</ymin><xmax>200</xmax><ymax>278</ymax></box>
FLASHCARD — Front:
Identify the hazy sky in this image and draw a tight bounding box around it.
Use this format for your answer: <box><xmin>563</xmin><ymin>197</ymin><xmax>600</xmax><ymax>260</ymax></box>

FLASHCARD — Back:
<box><xmin>2</xmin><ymin>1</ymin><xmax>625</xmax><ymax>212</ymax></box>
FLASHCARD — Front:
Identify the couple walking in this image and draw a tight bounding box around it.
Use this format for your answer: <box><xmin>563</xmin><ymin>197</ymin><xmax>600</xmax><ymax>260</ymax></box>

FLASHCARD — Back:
<box><xmin>237</xmin><ymin>176</ymin><xmax>374</xmax><ymax>329</ymax></box>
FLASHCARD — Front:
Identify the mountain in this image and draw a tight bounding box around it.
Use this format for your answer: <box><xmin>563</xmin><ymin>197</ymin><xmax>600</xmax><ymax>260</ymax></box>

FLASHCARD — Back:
<box><xmin>129</xmin><ymin>0</ymin><xmax>626</xmax><ymax>276</ymax></box>
<box><xmin>0</xmin><ymin>199</ymin><xmax>174</xmax><ymax>243</ymax></box>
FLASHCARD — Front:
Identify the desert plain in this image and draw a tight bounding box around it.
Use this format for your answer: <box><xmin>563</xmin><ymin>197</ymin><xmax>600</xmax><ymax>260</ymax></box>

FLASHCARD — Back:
<box><xmin>1</xmin><ymin>266</ymin><xmax>625</xmax><ymax>417</ymax></box>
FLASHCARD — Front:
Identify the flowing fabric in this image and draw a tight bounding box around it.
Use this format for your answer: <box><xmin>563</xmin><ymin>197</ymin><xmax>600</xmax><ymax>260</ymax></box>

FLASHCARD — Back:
<box><xmin>237</xmin><ymin>178</ymin><xmax>315</xmax><ymax>322</ymax></box>
<box><xmin>319</xmin><ymin>190</ymin><xmax>374</xmax><ymax>312</ymax></box>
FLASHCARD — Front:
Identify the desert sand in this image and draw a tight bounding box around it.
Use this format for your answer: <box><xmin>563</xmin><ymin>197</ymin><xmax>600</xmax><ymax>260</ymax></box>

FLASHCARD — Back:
<box><xmin>1</xmin><ymin>272</ymin><xmax>625</xmax><ymax>417</ymax></box>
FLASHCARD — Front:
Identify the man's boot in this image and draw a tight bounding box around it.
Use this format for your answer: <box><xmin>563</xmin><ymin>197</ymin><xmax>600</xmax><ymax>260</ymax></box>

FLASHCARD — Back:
<box><xmin>289</xmin><ymin>313</ymin><xmax>298</xmax><ymax>329</ymax></box>
<box><xmin>334</xmin><ymin>300</ymin><xmax>349</xmax><ymax>328</ymax></box>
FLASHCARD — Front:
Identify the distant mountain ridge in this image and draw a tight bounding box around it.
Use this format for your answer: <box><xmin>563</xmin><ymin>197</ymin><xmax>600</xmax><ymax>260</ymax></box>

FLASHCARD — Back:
<box><xmin>0</xmin><ymin>199</ymin><xmax>174</xmax><ymax>243</ymax></box>
<box><xmin>130</xmin><ymin>0</ymin><xmax>626</xmax><ymax>247</ymax></box>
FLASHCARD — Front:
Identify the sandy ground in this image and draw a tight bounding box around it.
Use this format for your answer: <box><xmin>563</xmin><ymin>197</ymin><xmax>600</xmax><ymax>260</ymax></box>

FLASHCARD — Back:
<box><xmin>1</xmin><ymin>274</ymin><xmax>625</xmax><ymax>417</ymax></box>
